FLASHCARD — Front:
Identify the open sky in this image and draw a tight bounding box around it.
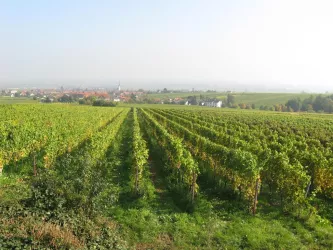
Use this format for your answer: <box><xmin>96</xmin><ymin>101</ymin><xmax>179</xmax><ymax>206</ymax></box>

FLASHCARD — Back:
<box><xmin>0</xmin><ymin>0</ymin><xmax>332</xmax><ymax>91</ymax></box>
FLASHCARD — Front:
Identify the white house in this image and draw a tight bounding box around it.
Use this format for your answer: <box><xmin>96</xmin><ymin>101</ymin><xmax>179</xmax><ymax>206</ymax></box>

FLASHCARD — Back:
<box><xmin>202</xmin><ymin>100</ymin><xmax>222</xmax><ymax>108</ymax></box>
<box><xmin>10</xmin><ymin>90</ymin><xmax>18</xmax><ymax>97</ymax></box>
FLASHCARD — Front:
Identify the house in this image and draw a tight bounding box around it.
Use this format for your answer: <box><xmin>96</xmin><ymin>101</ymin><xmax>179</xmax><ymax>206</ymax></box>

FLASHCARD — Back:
<box><xmin>10</xmin><ymin>90</ymin><xmax>18</xmax><ymax>97</ymax></box>
<box><xmin>120</xmin><ymin>96</ymin><xmax>130</xmax><ymax>102</ymax></box>
<box><xmin>76</xmin><ymin>94</ymin><xmax>85</xmax><ymax>99</ymax></box>
<box><xmin>202</xmin><ymin>100</ymin><xmax>222</xmax><ymax>108</ymax></box>
<box><xmin>173</xmin><ymin>97</ymin><xmax>183</xmax><ymax>104</ymax></box>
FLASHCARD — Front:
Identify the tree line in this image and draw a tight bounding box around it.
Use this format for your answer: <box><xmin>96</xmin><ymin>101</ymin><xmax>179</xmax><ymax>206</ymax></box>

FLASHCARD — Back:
<box><xmin>284</xmin><ymin>94</ymin><xmax>333</xmax><ymax>113</ymax></box>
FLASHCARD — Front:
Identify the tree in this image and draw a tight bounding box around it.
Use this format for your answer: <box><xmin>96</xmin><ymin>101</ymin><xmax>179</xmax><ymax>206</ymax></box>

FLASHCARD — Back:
<box><xmin>227</xmin><ymin>94</ymin><xmax>235</xmax><ymax>106</ymax></box>
<box><xmin>45</xmin><ymin>97</ymin><xmax>52</xmax><ymax>103</ymax></box>
<box><xmin>59</xmin><ymin>94</ymin><xmax>73</xmax><ymax>103</ymax></box>
<box><xmin>301</xmin><ymin>95</ymin><xmax>314</xmax><ymax>111</ymax></box>
<box><xmin>239</xmin><ymin>103</ymin><xmax>246</xmax><ymax>109</ymax></box>
<box><xmin>285</xmin><ymin>98</ymin><xmax>301</xmax><ymax>112</ymax></box>
<box><xmin>187</xmin><ymin>96</ymin><xmax>198</xmax><ymax>105</ymax></box>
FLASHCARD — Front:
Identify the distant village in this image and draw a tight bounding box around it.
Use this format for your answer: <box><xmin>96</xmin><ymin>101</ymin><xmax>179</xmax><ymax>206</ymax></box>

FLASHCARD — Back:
<box><xmin>0</xmin><ymin>85</ymin><xmax>225</xmax><ymax>107</ymax></box>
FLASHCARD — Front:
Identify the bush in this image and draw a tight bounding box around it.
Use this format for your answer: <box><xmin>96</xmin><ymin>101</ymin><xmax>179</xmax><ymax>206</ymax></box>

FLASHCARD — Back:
<box><xmin>92</xmin><ymin>100</ymin><xmax>118</xmax><ymax>107</ymax></box>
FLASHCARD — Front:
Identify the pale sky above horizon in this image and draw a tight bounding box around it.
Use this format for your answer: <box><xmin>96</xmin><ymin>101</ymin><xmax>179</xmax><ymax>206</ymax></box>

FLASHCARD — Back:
<box><xmin>1</xmin><ymin>0</ymin><xmax>333</xmax><ymax>91</ymax></box>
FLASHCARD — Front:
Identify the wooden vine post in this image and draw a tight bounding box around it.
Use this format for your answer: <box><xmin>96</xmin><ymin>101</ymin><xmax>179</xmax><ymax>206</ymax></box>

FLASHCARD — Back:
<box><xmin>252</xmin><ymin>177</ymin><xmax>260</xmax><ymax>215</ymax></box>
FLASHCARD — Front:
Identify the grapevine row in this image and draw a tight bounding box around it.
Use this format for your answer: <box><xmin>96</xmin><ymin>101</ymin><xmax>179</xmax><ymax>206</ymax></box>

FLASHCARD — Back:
<box><xmin>0</xmin><ymin>105</ymin><xmax>124</xmax><ymax>172</ymax></box>
<box><xmin>131</xmin><ymin>108</ymin><xmax>149</xmax><ymax>194</ymax></box>
<box><xmin>139</xmin><ymin>108</ymin><xmax>199</xmax><ymax>202</ymax></box>
<box><xmin>145</xmin><ymin>108</ymin><xmax>313</xmax><ymax>213</ymax></box>
<box><xmin>142</xmin><ymin>108</ymin><xmax>261</xmax><ymax>212</ymax></box>
<box><xmin>154</xmin><ymin>108</ymin><xmax>333</xmax><ymax>200</ymax></box>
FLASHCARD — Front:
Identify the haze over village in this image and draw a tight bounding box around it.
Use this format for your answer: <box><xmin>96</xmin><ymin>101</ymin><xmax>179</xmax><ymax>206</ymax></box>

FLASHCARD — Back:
<box><xmin>1</xmin><ymin>83</ymin><xmax>224</xmax><ymax>106</ymax></box>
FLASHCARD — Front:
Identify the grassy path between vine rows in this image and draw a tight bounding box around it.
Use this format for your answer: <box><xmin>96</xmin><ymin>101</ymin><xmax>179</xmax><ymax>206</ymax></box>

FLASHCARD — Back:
<box><xmin>106</xmin><ymin>110</ymin><xmax>181</xmax><ymax>248</ymax></box>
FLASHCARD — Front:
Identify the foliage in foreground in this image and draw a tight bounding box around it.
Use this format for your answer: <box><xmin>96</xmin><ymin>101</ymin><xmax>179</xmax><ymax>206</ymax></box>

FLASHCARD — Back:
<box><xmin>0</xmin><ymin>174</ymin><xmax>127</xmax><ymax>249</ymax></box>
<box><xmin>0</xmin><ymin>105</ymin><xmax>333</xmax><ymax>249</ymax></box>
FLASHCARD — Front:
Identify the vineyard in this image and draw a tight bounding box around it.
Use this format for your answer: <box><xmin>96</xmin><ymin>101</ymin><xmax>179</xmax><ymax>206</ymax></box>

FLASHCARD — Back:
<box><xmin>0</xmin><ymin>104</ymin><xmax>333</xmax><ymax>249</ymax></box>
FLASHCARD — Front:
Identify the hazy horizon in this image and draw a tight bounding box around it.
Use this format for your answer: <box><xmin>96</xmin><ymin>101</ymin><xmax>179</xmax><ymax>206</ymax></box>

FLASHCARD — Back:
<box><xmin>1</xmin><ymin>0</ymin><xmax>333</xmax><ymax>92</ymax></box>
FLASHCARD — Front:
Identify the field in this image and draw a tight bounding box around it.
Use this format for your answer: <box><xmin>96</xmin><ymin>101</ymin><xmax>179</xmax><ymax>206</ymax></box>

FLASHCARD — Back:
<box><xmin>0</xmin><ymin>92</ymin><xmax>317</xmax><ymax>108</ymax></box>
<box><xmin>148</xmin><ymin>91</ymin><xmax>222</xmax><ymax>99</ymax></box>
<box><xmin>0</xmin><ymin>104</ymin><xmax>333</xmax><ymax>249</ymax></box>
<box><xmin>230</xmin><ymin>92</ymin><xmax>313</xmax><ymax>107</ymax></box>
<box><xmin>147</xmin><ymin>92</ymin><xmax>316</xmax><ymax>108</ymax></box>
<box><xmin>0</xmin><ymin>97</ymin><xmax>38</xmax><ymax>104</ymax></box>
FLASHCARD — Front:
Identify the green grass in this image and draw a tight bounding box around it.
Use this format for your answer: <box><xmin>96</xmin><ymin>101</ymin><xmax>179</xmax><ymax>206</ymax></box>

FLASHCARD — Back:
<box><xmin>146</xmin><ymin>92</ymin><xmax>322</xmax><ymax>109</ymax></box>
<box><xmin>0</xmin><ymin>97</ymin><xmax>38</xmax><ymax>104</ymax></box>
<box><xmin>230</xmin><ymin>92</ymin><xmax>315</xmax><ymax>107</ymax></box>
<box><xmin>2</xmin><ymin>170</ymin><xmax>332</xmax><ymax>249</ymax></box>
<box><xmin>147</xmin><ymin>91</ymin><xmax>222</xmax><ymax>99</ymax></box>
<box><xmin>111</xmin><ymin>194</ymin><xmax>333</xmax><ymax>249</ymax></box>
